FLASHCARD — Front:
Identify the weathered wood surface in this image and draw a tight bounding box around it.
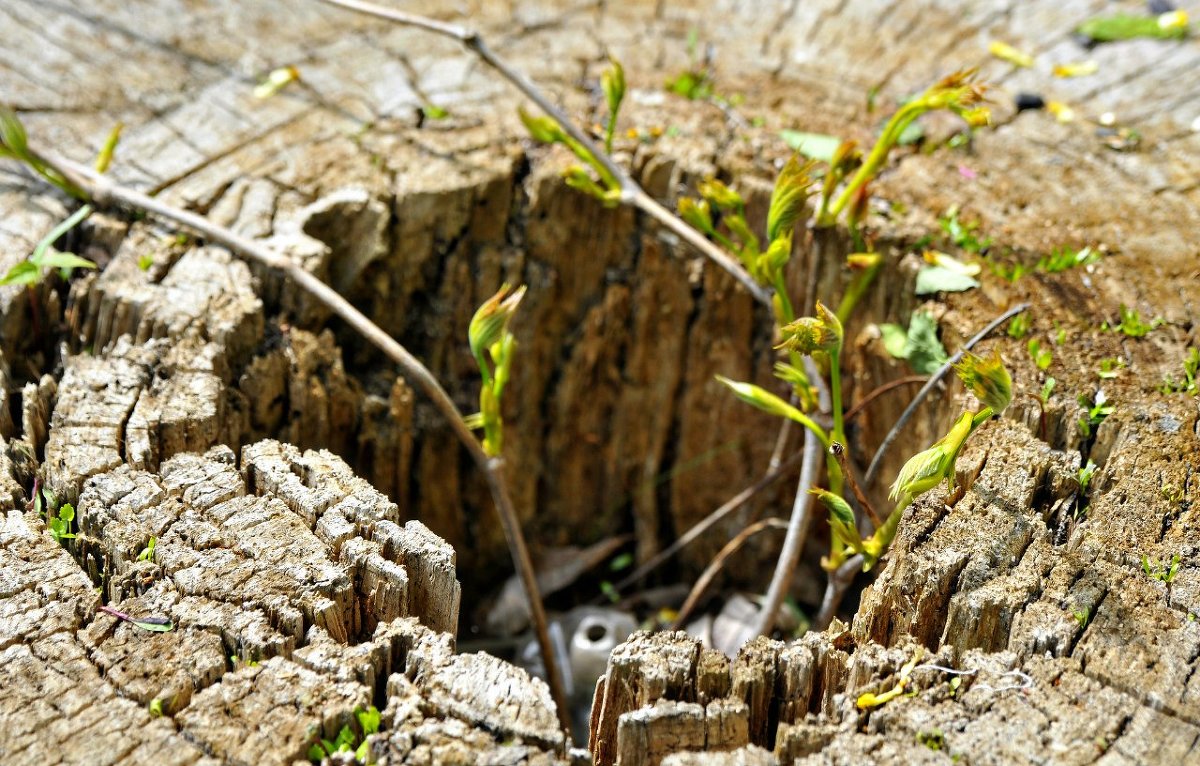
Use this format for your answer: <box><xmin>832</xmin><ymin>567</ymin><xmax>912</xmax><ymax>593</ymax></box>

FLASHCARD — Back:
<box><xmin>1</xmin><ymin>0</ymin><xmax>1199</xmax><ymax>764</ymax></box>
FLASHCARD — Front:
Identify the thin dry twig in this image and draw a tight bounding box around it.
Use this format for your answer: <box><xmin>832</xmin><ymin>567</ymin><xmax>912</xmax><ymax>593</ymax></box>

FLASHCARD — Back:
<box><xmin>607</xmin><ymin>447</ymin><xmax>807</xmax><ymax>597</ymax></box>
<box><xmin>844</xmin><ymin>375</ymin><xmax>927</xmax><ymax>422</ymax></box>
<box><xmin>831</xmin><ymin>442</ymin><xmax>881</xmax><ymax>529</ymax></box>
<box><xmin>814</xmin><ymin>554</ymin><xmax>863</xmax><ymax>630</ymax></box>
<box><xmin>317</xmin><ymin>0</ymin><xmax>773</xmax><ymax>307</ymax></box>
<box><xmin>39</xmin><ymin>153</ymin><xmax>573</xmax><ymax>733</ymax></box>
<box><xmin>670</xmin><ymin>518</ymin><xmax>788</xmax><ymax>629</ymax></box>
<box><xmin>863</xmin><ymin>303</ymin><xmax>1030</xmax><ymax>490</ymax></box>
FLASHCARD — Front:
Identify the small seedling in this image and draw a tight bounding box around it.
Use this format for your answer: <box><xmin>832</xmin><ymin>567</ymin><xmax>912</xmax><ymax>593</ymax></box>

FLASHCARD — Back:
<box><xmin>307</xmin><ymin>705</ymin><xmax>381</xmax><ymax>764</ymax></box>
<box><xmin>1096</xmin><ymin>357</ymin><xmax>1125</xmax><ymax>379</ymax></box>
<box><xmin>1077</xmin><ymin>11</ymin><xmax>1189</xmax><ymax>43</ymax></box>
<box><xmin>939</xmin><ymin>206</ymin><xmax>993</xmax><ymax>254</ymax></box>
<box><xmin>136</xmin><ymin>536</ymin><xmax>157</xmax><ymax>562</ymax></box>
<box><xmin>1054</xmin><ymin>325</ymin><xmax>1067</xmax><ymax>346</ymax></box>
<box><xmin>1160</xmin><ymin>348</ymin><xmax>1199</xmax><ymax>395</ymax></box>
<box><xmin>0</xmin><ymin>204</ymin><xmax>97</xmax><ymax>287</ymax></box>
<box><xmin>48</xmin><ymin>502</ymin><xmax>76</xmax><ymax>542</ymax></box>
<box><xmin>253</xmin><ymin>65</ymin><xmax>301</xmax><ymax>99</ymax></box>
<box><xmin>1027</xmin><ymin>339</ymin><xmax>1052</xmax><ymax>371</ymax></box>
<box><xmin>879</xmin><ymin>311</ymin><xmax>949</xmax><ymax>375</ymax></box>
<box><xmin>1161</xmin><ymin>483</ymin><xmax>1184</xmax><ymax>504</ymax></box>
<box><xmin>600</xmin><ymin>58</ymin><xmax>626</xmax><ymax>154</ymax></box>
<box><xmin>0</xmin><ymin>108</ymin><xmax>86</xmax><ymax>199</ymax></box>
<box><xmin>148</xmin><ymin>698</ymin><xmax>164</xmax><ymax>718</ymax></box>
<box><xmin>1072</xmin><ymin>606</ymin><xmax>1091</xmax><ymax>629</ymax></box>
<box><xmin>917</xmin><ymin>728</ymin><xmax>947</xmax><ymax>751</ymax></box>
<box><xmin>1143</xmin><ymin>553</ymin><xmax>1181</xmax><ymax>584</ymax></box>
<box><xmin>1101</xmin><ymin>304</ymin><xmax>1164</xmax><ymax>337</ymax></box>
<box><xmin>1077</xmin><ymin>392</ymin><xmax>1114</xmax><ymax>439</ymax></box>
<box><xmin>857</xmin><ymin>648</ymin><xmax>924</xmax><ymax>709</ymax></box>
<box><xmin>1007</xmin><ymin>313</ymin><xmax>1029</xmax><ymax>339</ymax></box>
<box><xmin>1039</xmin><ymin>377</ymin><xmax>1057</xmax><ymax>405</ymax></box>
<box><xmin>1036</xmin><ymin>245</ymin><xmax>1099</xmax><ymax>273</ymax></box>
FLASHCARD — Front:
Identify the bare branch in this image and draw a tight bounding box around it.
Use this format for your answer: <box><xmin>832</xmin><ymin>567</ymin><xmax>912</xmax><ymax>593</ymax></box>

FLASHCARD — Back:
<box><xmin>671</xmin><ymin>518</ymin><xmax>788</xmax><ymax>630</ymax></box>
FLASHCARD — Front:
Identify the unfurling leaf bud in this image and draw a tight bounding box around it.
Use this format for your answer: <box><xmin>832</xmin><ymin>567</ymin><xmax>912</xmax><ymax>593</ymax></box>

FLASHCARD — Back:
<box><xmin>778</xmin><ymin>301</ymin><xmax>843</xmax><ymax>355</ymax></box>
<box><xmin>810</xmin><ymin>488</ymin><xmax>863</xmax><ymax>551</ymax></box>
<box><xmin>469</xmin><ymin>284</ymin><xmax>527</xmax><ymax>362</ymax></box>
<box><xmin>601</xmin><ymin>58</ymin><xmax>626</xmax><ymax>119</ymax></box>
<box><xmin>678</xmin><ymin>197</ymin><xmax>714</xmax><ymax>234</ymax></box>
<box><xmin>846</xmin><ymin>253</ymin><xmax>882</xmax><ymax>271</ymax></box>
<box><xmin>715</xmin><ymin>375</ymin><xmax>806</xmax><ymax>422</ymax></box>
<box><xmin>889</xmin><ymin>410</ymin><xmax>974</xmax><ymax>502</ymax></box>
<box><xmin>766</xmin><ymin>154</ymin><xmax>813</xmax><ymax>243</ymax></box>
<box><xmin>697</xmin><ymin>179</ymin><xmax>744</xmax><ymax>212</ymax></box>
<box><xmin>953</xmin><ymin>349</ymin><xmax>1012</xmax><ymax>413</ymax></box>
<box><xmin>519</xmin><ymin>108</ymin><xmax>566</xmax><ymax>144</ymax></box>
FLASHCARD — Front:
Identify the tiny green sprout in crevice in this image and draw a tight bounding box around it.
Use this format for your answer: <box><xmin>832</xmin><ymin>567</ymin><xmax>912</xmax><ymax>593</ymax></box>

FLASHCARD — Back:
<box><xmin>1076</xmin><ymin>10</ymin><xmax>1190</xmax><ymax>43</ymax></box>
<box><xmin>48</xmin><ymin>502</ymin><xmax>76</xmax><ymax>543</ymax></box>
<box><xmin>519</xmin><ymin>104</ymin><xmax>621</xmax><ymax>206</ymax></box>
<box><xmin>1037</xmin><ymin>245</ymin><xmax>1100</xmax><ymax>274</ymax></box>
<box><xmin>1161</xmin><ymin>482</ymin><xmax>1185</xmax><ymax>505</ymax></box>
<box><xmin>917</xmin><ymin>728</ymin><xmax>946</xmax><ymax>752</ymax></box>
<box><xmin>1075</xmin><ymin>460</ymin><xmax>1098</xmax><ymax>518</ymax></box>
<box><xmin>1072</xmin><ymin>605</ymin><xmax>1091</xmax><ymax>629</ymax></box>
<box><xmin>1142</xmin><ymin>553</ymin><xmax>1181</xmax><ymax>584</ymax></box>
<box><xmin>1101</xmin><ymin>304</ymin><xmax>1165</xmax><ymax>337</ymax></box>
<box><xmin>253</xmin><ymin>65</ymin><xmax>301</xmax><ymax>100</ymax></box>
<box><xmin>136</xmin><ymin>536</ymin><xmax>157</xmax><ymax>562</ymax></box>
<box><xmin>857</xmin><ymin>647</ymin><xmax>924</xmax><ymax>709</ymax></box>
<box><xmin>1027</xmin><ymin>338</ymin><xmax>1052</xmax><ymax>371</ymax></box>
<box><xmin>1097</xmin><ymin>357</ymin><xmax>1125</xmax><ymax>380</ymax></box>
<box><xmin>1160</xmin><ymin>347</ymin><xmax>1199</xmax><ymax>396</ymax></box>
<box><xmin>939</xmin><ymin>206</ymin><xmax>994</xmax><ymax>255</ymax></box>
<box><xmin>230</xmin><ymin>654</ymin><xmax>260</xmax><ymax>670</ymax></box>
<box><xmin>0</xmin><ymin>203</ymin><xmax>97</xmax><ymax>288</ymax></box>
<box><xmin>148</xmin><ymin>698</ymin><xmax>164</xmax><ymax>718</ymax></box>
<box><xmin>307</xmin><ymin>705</ymin><xmax>381</xmax><ymax>764</ymax></box>
<box><xmin>1054</xmin><ymin>324</ymin><xmax>1067</xmax><ymax>346</ymax></box>
<box><xmin>466</xmin><ymin>284</ymin><xmax>526</xmax><ymax>457</ymax></box>
<box><xmin>1077</xmin><ymin>391</ymin><xmax>1114</xmax><ymax>440</ymax></box>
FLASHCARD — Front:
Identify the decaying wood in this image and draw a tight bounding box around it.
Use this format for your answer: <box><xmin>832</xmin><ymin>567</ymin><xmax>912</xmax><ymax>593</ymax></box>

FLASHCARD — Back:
<box><xmin>2</xmin><ymin>0</ymin><xmax>1200</xmax><ymax>762</ymax></box>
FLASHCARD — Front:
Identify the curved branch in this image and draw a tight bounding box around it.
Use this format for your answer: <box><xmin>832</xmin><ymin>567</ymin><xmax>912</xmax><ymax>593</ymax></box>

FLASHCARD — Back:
<box><xmin>317</xmin><ymin>0</ymin><xmax>773</xmax><ymax>308</ymax></box>
<box><xmin>671</xmin><ymin>518</ymin><xmax>789</xmax><ymax>630</ymax></box>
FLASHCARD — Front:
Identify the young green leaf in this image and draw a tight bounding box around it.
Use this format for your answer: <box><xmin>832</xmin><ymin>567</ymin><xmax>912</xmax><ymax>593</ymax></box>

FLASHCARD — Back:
<box><xmin>1077</xmin><ymin>12</ymin><xmax>1189</xmax><ymax>43</ymax></box>
<box><xmin>903</xmin><ymin>312</ymin><xmax>949</xmax><ymax>375</ymax></box>
<box><xmin>954</xmin><ymin>350</ymin><xmax>1012</xmax><ymax>413</ymax></box>
<box><xmin>779</xmin><ymin>130</ymin><xmax>842</xmax><ymax>163</ymax></box>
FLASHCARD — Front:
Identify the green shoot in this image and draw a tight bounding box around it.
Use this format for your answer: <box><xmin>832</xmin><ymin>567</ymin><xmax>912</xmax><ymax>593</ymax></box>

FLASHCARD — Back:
<box><xmin>1027</xmin><ymin>339</ymin><xmax>1052</xmax><ymax>371</ymax></box>
<box><xmin>1142</xmin><ymin>554</ymin><xmax>1181</xmax><ymax>584</ymax></box>
<box><xmin>1072</xmin><ymin>606</ymin><xmax>1091</xmax><ymax>629</ymax></box>
<box><xmin>520</xmin><ymin>109</ymin><xmax>621</xmax><ymax>206</ymax></box>
<box><xmin>1077</xmin><ymin>12</ymin><xmax>1189</xmax><ymax>43</ymax></box>
<box><xmin>307</xmin><ymin>705</ymin><xmax>381</xmax><ymax>764</ymax></box>
<box><xmin>821</xmin><ymin>70</ymin><xmax>990</xmax><ymax>229</ymax></box>
<box><xmin>0</xmin><ymin>108</ymin><xmax>86</xmax><ymax>199</ymax></box>
<box><xmin>0</xmin><ymin>204</ymin><xmax>97</xmax><ymax>287</ymax></box>
<box><xmin>1036</xmin><ymin>245</ymin><xmax>1099</xmax><ymax>273</ymax></box>
<box><xmin>467</xmin><ymin>284</ymin><xmax>526</xmax><ymax>457</ymax></box>
<box><xmin>916</xmin><ymin>729</ymin><xmax>947</xmax><ymax>752</ymax></box>
<box><xmin>1007</xmin><ymin>312</ymin><xmax>1029</xmax><ymax>339</ymax></box>
<box><xmin>601</xmin><ymin>58</ymin><xmax>626</xmax><ymax>154</ymax></box>
<box><xmin>1039</xmin><ymin>377</ymin><xmax>1056</xmax><ymax>405</ymax></box>
<box><xmin>148</xmin><ymin>698</ymin><xmax>164</xmax><ymax>718</ymax></box>
<box><xmin>878</xmin><ymin>311</ymin><xmax>949</xmax><ymax>375</ymax></box>
<box><xmin>939</xmin><ymin>207</ymin><xmax>993</xmax><ymax>254</ymax></box>
<box><xmin>857</xmin><ymin>648</ymin><xmax>923</xmax><ymax>708</ymax></box>
<box><xmin>48</xmin><ymin>502</ymin><xmax>76</xmax><ymax>542</ymax></box>
<box><xmin>137</xmin><ymin>536</ymin><xmax>157</xmax><ymax>562</ymax></box>
<box><xmin>253</xmin><ymin>65</ymin><xmax>301</xmax><ymax>99</ymax></box>
<box><xmin>1097</xmin><ymin>357</ymin><xmax>1124</xmax><ymax>379</ymax></box>
<box><xmin>1160</xmin><ymin>348</ymin><xmax>1199</xmax><ymax>395</ymax></box>
<box><xmin>1076</xmin><ymin>459</ymin><xmax>1097</xmax><ymax>518</ymax></box>
<box><xmin>1101</xmin><ymin>304</ymin><xmax>1164</xmax><ymax>337</ymax></box>
<box><xmin>95</xmin><ymin>122</ymin><xmax>123</xmax><ymax>174</ymax></box>
<box><xmin>1077</xmin><ymin>392</ymin><xmax>1114</xmax><ymax>439</ymax></box>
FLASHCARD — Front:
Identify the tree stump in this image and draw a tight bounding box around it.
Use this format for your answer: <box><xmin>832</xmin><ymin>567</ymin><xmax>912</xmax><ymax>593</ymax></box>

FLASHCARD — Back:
<box><xmin>2</xmin><ymin>0</ymin><xmax>1198</xmax><ymax>763</ymax></box>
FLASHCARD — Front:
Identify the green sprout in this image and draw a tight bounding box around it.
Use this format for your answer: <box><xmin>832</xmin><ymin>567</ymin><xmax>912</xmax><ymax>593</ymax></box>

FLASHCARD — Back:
<box><xmin>1037</xmin><ymin>245</ymin><xmax>1099</xmax><ymax>273</ymax></box>
<box><xmin>48</xmin><ymin>502</ymin><xmax>76</xmax><ymax>542</ymax></box>
<box><xmin>857</xmin><ymin>648</ymin><xmax>924</xmax><ymax>709</ymax></box>
<box><xmin>600</xmin><ymin>57</ymin><xmax>626</xmax><ymax>154</ymax></box>
<box><xmin>1160</xmin><ymin>348</ymin><xmax>1199</xmax><ymax>395</ymax></box>
<box><xmin>307</xmin><ymin>705</ymin><xmax>381</xmax><ymax>764</ymax></box>
<box><xmin>0</xmin><ymin>204</ymin><xmax>97</xmax><ymax>287</ymax></box>
<box><xmin>0</xmin><ymin>107</ymin><xmax>86</xmax><ymax>199</ymax></box>
<box><xmin>1142</xmin><ymin>554</ymin><xmax>1181</xmax><ymax>584</ymax></box>
<box><xmin>1097</xmin><ymin>357</ymin><xmax>1125</xmax><ymax>379</ymax></box>
<box><xmin>520</xmin><ymin>109</ymin><xmax>621</xmax><ymax>206</ymax></box>
<box><xmin>1039</xmin><ymin>377</ymin><xmax>1056</xmax><ymax>405</ymax></box>
<box><xmin>939</xmin><ymin>206</ymin><xmax>993</xmax><ymax>254</ymax></box>
<box><xmin>1007</xmin><ymin>313</ymin><xmax>1029</xmax><ymax>339</ymax></box>
<box><xmin>1101</xmin><ymin>304</ymin><xmax>1164</xmax><ymax>337</ymax></box>
<box><xmin>1077</xmin><ymin>392</ymin><xmax>1114</xmax><ymax>439</ymax></box>
<box><xmin>1077</xmin><ymin>11</ymin><xmax>1189</xmax><ymax>43</ymax></box>
<box><xmin>1072</xmin><ymin>606</ymin><xmax>1091</xmax><ymax>629</ymax></box>
<box><xmin>819</xmin><ymin>70</ymin><xmax>991</xmax><ymax>232</ymax></box>
<box><xmin>137</xmin><ymin>536</ymin><xmax>157</xmax><ymax>562</ymax></box>
<box><xmin>878</xmin><ymin>311</ymin><xmax>949</xmax><ymax>375</ymax></box>
<box><xmin>466</xmin><ymin>284</ymin><xmax>526</xmax><ymax>456</ymax></box>
<box><xmin>1075</xmin><ymin>460</ymin><xmax>1097</xmax><ymax>518</ymax></box>
<box><xmin>917</xmin><ymin>729</ymin><xmax>946</xmax><ymax>752</ymax></box>
<box><xmin>1027</xmin><ymin>339</ymin><xmax>1052</xmax><ymax>371</ymax></box>
<box><xmin>148</xmin><ymin>698</ymin><xmax>164</xmax><ymax>718</ymax></box>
